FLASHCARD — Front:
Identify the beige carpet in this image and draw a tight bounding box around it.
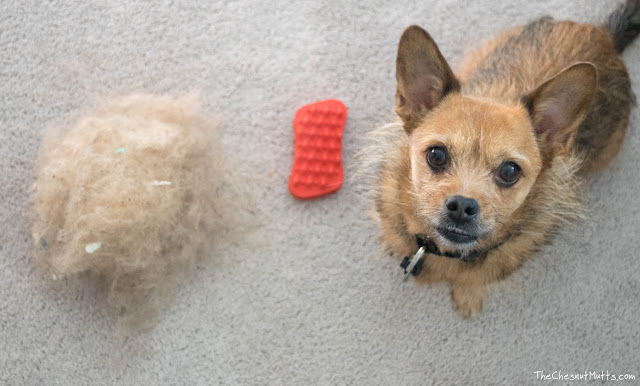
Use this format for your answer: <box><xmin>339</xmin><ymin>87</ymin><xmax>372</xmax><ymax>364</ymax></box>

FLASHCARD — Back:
<box><xmin>1</xmin><ymin>0</ymin><xmax>638</xmax><ymax>384</ymax></box>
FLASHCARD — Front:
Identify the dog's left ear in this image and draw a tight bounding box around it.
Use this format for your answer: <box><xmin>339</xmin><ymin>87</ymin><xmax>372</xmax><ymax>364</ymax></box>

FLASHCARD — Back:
<box><xmin>522</xmin><ymin>62</ymin><xmax>597</xmax><ymax>161</ymax></box>
<box><xmin>395</xmin><ymin>25</ymin><xmax>460</xmax><ymax>133</ymax></box>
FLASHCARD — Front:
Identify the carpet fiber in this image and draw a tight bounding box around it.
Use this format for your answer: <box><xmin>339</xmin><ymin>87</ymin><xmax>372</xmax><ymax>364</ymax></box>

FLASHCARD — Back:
<box><xmin>1</xmin><ymin>0</ymin><xmax>639</xmax><ymax>384</ymax></box>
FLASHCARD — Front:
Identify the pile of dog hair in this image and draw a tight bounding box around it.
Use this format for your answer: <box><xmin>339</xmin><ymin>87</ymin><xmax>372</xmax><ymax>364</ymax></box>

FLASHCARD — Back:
<box><xmin>32</xmin><ymin>94</ymin><xmax>220</xmax><ymax>328</ymax></box>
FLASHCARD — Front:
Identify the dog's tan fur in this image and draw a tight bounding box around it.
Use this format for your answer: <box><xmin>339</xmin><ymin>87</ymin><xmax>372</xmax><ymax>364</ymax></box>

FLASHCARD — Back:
<box><xmin>375</xmin><ymin>13</ymin><xmax>636</xmax><ymax>317</ymax></box>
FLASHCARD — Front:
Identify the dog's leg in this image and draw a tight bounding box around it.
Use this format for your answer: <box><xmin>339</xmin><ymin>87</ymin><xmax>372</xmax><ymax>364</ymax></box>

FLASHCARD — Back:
<box><xmin>450</xmin><ymin>281</ymin><xmax>488</xmax><ymax>319</ymax></box>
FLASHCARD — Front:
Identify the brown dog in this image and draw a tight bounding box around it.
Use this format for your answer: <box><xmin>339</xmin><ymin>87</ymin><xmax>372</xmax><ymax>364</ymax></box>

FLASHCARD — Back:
<box><xmin>375</xmin><ymin>1</ymin><xmax>639</xmax><ymax>317</ymax></box>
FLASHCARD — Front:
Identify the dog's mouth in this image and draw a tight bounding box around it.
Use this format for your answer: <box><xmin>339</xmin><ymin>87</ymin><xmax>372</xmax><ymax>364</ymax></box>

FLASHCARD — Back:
<box><xmin>435</xmin><ymin>226</ymin><xmax>478</xmax><ymax>244</ymax></box>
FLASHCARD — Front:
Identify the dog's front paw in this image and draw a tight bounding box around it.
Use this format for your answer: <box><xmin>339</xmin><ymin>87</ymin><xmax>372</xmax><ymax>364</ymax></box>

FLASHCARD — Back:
<box><xmin>450</xmin><ymin>283</ymin><xmax>487</xmax><ymax>319</ymax></box>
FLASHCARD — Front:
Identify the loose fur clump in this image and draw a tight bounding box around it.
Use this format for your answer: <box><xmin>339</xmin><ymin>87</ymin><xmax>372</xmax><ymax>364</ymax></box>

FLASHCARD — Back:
<box><xmin>32</xmin><ymin>94</ymin><xmax>220</xmax><ymax>329</ymax></box>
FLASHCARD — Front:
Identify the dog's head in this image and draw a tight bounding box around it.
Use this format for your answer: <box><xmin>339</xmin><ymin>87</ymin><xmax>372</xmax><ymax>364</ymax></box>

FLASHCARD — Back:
<box><xmin>395</xmin><ymin>25</ymin><xmax>596</xmax><ymax>256</ymax></box>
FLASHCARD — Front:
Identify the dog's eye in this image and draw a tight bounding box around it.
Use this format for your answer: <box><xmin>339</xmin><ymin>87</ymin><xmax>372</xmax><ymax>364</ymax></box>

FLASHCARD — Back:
<box><xmin>495</xmin><ymin>161</ymin><xmax>522</xmax><ymax>187</ymax></box>
<box><xmin>426</xmin><ymin>146</ymin><xmax>448</xmax><ymax>172</ymax></box>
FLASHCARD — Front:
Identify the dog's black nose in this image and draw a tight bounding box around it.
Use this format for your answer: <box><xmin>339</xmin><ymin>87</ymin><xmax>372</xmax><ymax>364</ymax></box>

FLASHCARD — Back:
<box><xmin>445</xmin><ymin>195</ymin><xmax>479</xmax><ymax>222</ymax></box>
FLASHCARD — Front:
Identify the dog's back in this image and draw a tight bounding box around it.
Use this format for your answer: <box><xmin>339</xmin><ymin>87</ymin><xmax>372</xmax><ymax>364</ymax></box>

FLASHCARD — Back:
<box><xmin>458</xmin><ymin>1</ymin><xmax>640</xmax><ymax>172</ymax></box>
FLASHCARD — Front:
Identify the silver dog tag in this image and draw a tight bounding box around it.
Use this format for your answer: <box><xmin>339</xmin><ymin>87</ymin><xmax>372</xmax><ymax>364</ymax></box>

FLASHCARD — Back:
<box><xmin>403</xmin><ymin>246</ymin><xmax>426</xmax><ymax>282</ymax></box>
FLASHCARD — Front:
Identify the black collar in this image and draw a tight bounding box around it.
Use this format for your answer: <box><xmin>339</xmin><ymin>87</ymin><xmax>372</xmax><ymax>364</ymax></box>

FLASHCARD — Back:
<box><xmin>414</xmin><ymin>235</ymin><xmax>490</xmax><ymax>261</ymax></box>
<box><xmin>401</xmin><ymin>234</ymin><xmax>510</xmax><ymax>277</ymax></box>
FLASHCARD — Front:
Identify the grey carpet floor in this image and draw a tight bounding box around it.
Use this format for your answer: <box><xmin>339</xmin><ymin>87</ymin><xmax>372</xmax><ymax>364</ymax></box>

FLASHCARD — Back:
<box><xmin>1</xmin><ymin>0</ymin><xmax>639</xmax><ymax>384</ymax></box>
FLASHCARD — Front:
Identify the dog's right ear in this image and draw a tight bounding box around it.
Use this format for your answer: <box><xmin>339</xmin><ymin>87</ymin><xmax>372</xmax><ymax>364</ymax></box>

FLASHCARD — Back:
<box><xmin>395</xmin><ymin>25</ymin><xmax>459</xmax><ymax>133</ymax></box>
<box><xmin>522</xmin><ymin>62</ymin><xmax>597</xmax><ymax>163</ymax></box>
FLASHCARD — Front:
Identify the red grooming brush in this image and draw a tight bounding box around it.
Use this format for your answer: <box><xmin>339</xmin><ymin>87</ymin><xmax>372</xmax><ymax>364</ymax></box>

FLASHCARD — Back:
<box><xmin>289</xmin><ymin>99</ymin><xmax>347</xmax><ymax>200</ymax></box>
